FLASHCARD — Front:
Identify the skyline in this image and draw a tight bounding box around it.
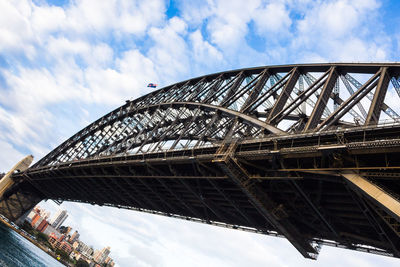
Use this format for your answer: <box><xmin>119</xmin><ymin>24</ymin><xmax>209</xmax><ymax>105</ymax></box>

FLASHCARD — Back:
<box><xmin>2</xmin><ymin>0</ymin><xmax>400</xmax><ymax>266</ymax></box>
<box><xmin>28</xmin><ymin>204</ymin><xmax>114</xmax><ymax>265</ymax></box>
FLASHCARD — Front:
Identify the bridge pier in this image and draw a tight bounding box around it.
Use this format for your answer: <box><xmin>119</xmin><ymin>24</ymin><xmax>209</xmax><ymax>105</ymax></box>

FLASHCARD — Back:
<box><xmin>0</xmin><ymin>155</ymin><xmax>42</xmax><ymax>223</ymax></box>
<box><xmin>0</xmin><ymin>190</ymin><xmax>42</xmax><ymax>224</ymax></box>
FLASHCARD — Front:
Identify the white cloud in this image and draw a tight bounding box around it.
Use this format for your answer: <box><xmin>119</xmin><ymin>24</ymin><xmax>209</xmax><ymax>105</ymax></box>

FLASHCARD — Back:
<box><xmin>147</xmin><ymin>17</ymin><xmax>190</xmax><ymax>82</ymax></box>
<box><xmin>1</xmin><ymin>1</ymin><xmax>400</xmax><ymax>266</ymax></box>
<box><xmin>0</xmin><ymin>0</ymin><xmax>166</xmax><ymax>160</ymax></box>
<box><xmin>293</xmin><ymin>0</ymin><xmax>388</xmax><ymax>62</ymax></box>
<box><xmin>62</xmin><ymin>0</ymin><xmax>166</xmax><ymax>37</ymax></box>
<box><xmin>31</xmin><ymin>4</ymin><xmax>66</xmax><ymax>36</ymax></box>
<box><xmin>189</xmin><ymin>30</ymin><xmax>224</xmax><ymax>71</ymax></box>
<box><xmin>178</xmin><ymin>0</ymin><xmax>214</xmax><ymax>27</ymax></box>
<box><xmin>0</xmin><ymin>0</ymin><xmax>35</xmax><ymax>56</ymax></box>
<box><xmin>206</xmin><ymin>0</ymin><xmax>260</xmax><ymax>50</ymax></box>
<box><xmin>253</xmin><ymin>2</ymin><xmax>292</xmax><ymax>34</ymax></box>
<box><xmin>0</xmin><ymin>138</ymin><xmax>25</xmax><ymax>172</ymax></box>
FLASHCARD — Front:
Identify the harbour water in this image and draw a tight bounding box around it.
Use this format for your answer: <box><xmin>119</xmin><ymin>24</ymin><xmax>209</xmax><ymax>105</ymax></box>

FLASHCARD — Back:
<box><xmin>0</xmin><ymin>222</ymin><xmax>64</xmax><ymax>267</ymax></box>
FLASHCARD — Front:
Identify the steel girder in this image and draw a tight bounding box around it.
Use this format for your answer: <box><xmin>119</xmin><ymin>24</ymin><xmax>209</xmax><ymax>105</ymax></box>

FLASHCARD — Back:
<box><xmin>32</xmin><ymin>63</ymin><xmax>400</xmax><ymax>167</ymax></box>
<box><xmin>7</xmin><ymin>63</ymin><xmax>400</xmax><ymax>260</ymax></box>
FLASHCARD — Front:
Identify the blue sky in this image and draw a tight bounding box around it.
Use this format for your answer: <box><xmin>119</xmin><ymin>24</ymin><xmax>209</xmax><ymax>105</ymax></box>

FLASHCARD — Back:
<box><xmin>1</xmin><ymin>0</ymin><xmax>400</xmax><ymax>266</ymax></box>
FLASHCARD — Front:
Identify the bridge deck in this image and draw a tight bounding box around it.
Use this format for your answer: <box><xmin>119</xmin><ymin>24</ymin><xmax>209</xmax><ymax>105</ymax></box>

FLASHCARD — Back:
<box><xmin>4</xmin><ymin>63</ymin><xmax>400</xmax><ymax>260</ymax></box>
<box><xmin>9</xmin><ymin>125</ymin><xmax>400</xmax><ymax>259</ymax></box>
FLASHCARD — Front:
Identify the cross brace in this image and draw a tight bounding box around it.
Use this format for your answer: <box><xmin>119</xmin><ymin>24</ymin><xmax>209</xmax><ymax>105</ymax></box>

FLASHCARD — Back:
<box><xmin>214</xmin><ymin>149</ymin><xmax>318</xmax><ymax>259</ymax></box>
<box><xmin>342</xmin><ymin>172</ymin><xmax>400</xmax><ymax>223</ymax></box>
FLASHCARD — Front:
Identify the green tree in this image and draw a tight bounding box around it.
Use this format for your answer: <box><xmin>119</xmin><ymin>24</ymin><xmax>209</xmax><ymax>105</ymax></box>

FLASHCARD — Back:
<box><xmin>55</xmin><ymin>249</ymin><xmax>70</xmax><ymax>261</ymax></box>
<box><xmin>59</xmin><ymin>226</ymin><xmax>69</xmax><ymax>234</ymax></box>
<box><xmin>36</xmin><ymin>232</ymin><xmax>48</xmax><ymax>243</ymax></box>
<box><xmin>21</xmin><ymin>221</ymin><xmax>35</xmax><ymax>235</ymax></box>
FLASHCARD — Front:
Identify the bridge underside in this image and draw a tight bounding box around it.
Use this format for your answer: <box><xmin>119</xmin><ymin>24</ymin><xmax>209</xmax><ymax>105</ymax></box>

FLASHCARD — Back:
<box><xmin>4</xmin><ymin>63</ymin><xmax>400</xmax><ymax>260</ymax></box>
<box><xmin>9</xmin><ymin>124</ymin><xmax>400</xmax><ymax>259</ymax></box>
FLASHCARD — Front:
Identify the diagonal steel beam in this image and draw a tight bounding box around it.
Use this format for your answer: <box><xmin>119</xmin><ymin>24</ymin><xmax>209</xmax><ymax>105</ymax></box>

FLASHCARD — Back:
<box><xmin>214</xmin><ymin>149</ymin><xmax>318</xmax><ymax>259</ymax></box>
<box><xmin>221</xmin><ymin>72</ymin><xmax>245</xmax><ymax>105</ymax></box>
<box><xmin>342</xmin><ymin>172</ymin><xmax>400</xmax><ymax>223</ymax></box>
<box><xmin>267</xmin><ymin>68</ymin><xmax>300</xmax><ymax>122</ymax></box>
<box><xmin>365</xmin><ymin>67</ymin><xmax>390</xmax><ymax>125</ymax></box>
<box><xmin>304</xmin><ymin>67</ymin><xmax>338</xmax><ymax>131</ymax></box>
<box><xmin>243</xmin><ymin>71</ymin><xmax>292</xmax><ymax>114</ymax></box>
<box><xmin>339</xmin><ymin>74</ymin><xmax>367</xmax><ymax>119</ymax></box>
<box><xmin>269</xmin><ymin>69</ymin><xmax>331</xmax><ymax>126</ymax></box>
<box><xmin>345</xmin><ymin>73</ymin><xmax>400</xmax><ymax>120</ymax></box>
<box><xmin>315</xmin><ymin>69</ymin><xmax>382</xmax><ymax>131</ymax></box>
<box><xmin>241</xmin><ymin>69</ymin><xmax>270</xmax><ymax>111</ymax></box>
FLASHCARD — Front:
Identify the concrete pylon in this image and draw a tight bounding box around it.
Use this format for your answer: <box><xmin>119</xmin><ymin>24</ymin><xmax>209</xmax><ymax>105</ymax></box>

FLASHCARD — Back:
<box><xmin>0</xmin><ymin>155</ymin><xmax>33</xmax><ymax>199</ymax></box>
<box><xmin>0</xmin><ymin>155</ymin><xmax>42</xmax><ymax>223</ymax></box>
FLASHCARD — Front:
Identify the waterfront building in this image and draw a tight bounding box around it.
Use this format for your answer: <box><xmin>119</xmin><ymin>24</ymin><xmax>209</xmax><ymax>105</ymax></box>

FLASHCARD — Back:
<box><xmin>49</xmin><ymin>210</ymin><xmax>68</xmax><ymax>229</ymax></box>
<box><xmin>73</xmin><ymin>240</ymin><xmax>79</xmax><ymax>250</ymax></box>
<box><xmin>70</xmin><ymin>251</ymin><xmax>82</xmax><ymax>261</ymax></box>
<box><xmin>36</xmin><ymin>219</ymin><xmax>48</xmax><ymax>232</ymax></box>
<box><xmin>93</xmin><ymin>250</ymin><xmax>100</xmax><ymax>262</ymax></box>
<box><xmin>30</xmin><ymin>214</ymin><xmax>40</xmax><ymax>227</ymax></box>
<box><xmin>43</xmin><ymin>224</ymin><xmax>62</xmax><ymax>238</ymax></box>
<box><xmin>26</xmin><ymin>210</ymin><xmax>36</xmax><ymax>222</ymax></box>
<box><xmin>39</xmin><ymin>209</ymin><xmax>50</xmax><ymax>220</ymax></box>
<box><xmin>93</xmin><ymin>246</ymin><xmax>111</xmax><ymax>264</ymax></box>
<box><xmin>105</xmin><ymin>256</ymin><xmax>115</xmax><ymax>266</ymax></box>
<box><xmin>48</xmin><ymin>233</ymin><xmax>72</xmax><ymax>255</ymax></box>
<box><xmin>77</xmin><ymin>240</ymin><xmax>94</xmax><ymax>258</ymax></box>
<box><xmin>59</xmin><ymin>241</ymin><xmax>72</xmax><ymax>255</ymax></box>
<box><xmin>26</xmin><ymin>205</ymin><xmax>47</xmax><ymax>223</ymax></box>
<box><xmin>71</xmin><ymin>230</ymin><xmax>80</xmax><ymax>243</ymax></box>
<box><xmin>33</xmin><ymin>217</ymin><xmax>44</xmax><ymax>229</ymax></box>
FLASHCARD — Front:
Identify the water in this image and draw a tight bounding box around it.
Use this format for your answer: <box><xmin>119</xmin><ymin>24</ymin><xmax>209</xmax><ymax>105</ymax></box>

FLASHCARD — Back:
<box><xmin>0</xmin><ymin>223</ymin><xmax>64</xmax><ymax>267</ymax></box>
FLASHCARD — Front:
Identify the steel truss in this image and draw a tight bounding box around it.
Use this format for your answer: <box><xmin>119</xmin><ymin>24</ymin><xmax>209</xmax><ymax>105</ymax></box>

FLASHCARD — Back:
<box><xmin>8</xmin><ymin>63</ymin><xmax>400</xmax><ymax>260</ymax></box>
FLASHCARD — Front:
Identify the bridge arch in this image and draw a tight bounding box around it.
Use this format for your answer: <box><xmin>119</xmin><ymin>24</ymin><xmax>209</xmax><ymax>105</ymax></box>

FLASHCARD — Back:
<box><xmin>3</xmin><ymin>63</ymin><xmax>400</xmax><ymax>260</ymax></box>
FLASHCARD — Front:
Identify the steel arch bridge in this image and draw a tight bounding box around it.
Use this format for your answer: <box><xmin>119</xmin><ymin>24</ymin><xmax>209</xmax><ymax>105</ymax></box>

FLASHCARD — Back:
<box><xmin>2</xmin><ymin>63</ymin><xmax>400</xmax><ymax>259</ymax></box>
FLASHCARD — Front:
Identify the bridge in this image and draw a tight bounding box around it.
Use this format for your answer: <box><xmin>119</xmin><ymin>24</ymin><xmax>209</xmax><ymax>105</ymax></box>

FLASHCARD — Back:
<box><xmin>1</xmin><ymin>63</ymin><xmax>400</xmax><ymax>259</ymax></box>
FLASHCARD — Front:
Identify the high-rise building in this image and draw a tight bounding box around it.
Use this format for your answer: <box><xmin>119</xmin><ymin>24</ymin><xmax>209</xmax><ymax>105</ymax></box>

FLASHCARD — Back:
<box><xmin>77</xmin><ymin>241</ymin><xmax>94</xmax><ymax>259</ymax></box>
<box><xmin>26</xmin><ymin>210</ymin><xmax>37</xmax><ymax>222</ymax></box>
<box><xmin>37</xmin><ymin>219</ymin><xmax>49</xmax><ymax>232</ymax></box>
<box><xmin>49</xmin><ymin>210</ymin><xmax>68</xmax><ymax>229</ymax></box>
<box><xmin>73</xmin><ymin>240</ymin><xmax>79</xmax><ymax>250</ymax></box>
<box><xmin>30</xmin><ymin>214</ymin><xmax>40</xmax><ymax>227</ymax></box>
<box><xmin>66</xmin><ymin>226</ymin><xmax>72</xmax><ymax>235</ymax></box>
<box><xmin>71</xmin><ymin>230</ymin><xmax>80</xmax><ymax>243</ymax></box>
<box><xmin>43</xmin><ymin>224</ymin><xmax>62</xmax><ymax>239</ymax></box>
<box><xmin>93</xmin><ymin>246</ymin><xmax>111</xmax><ymax>264</ymax></box>
<box><xmin>39</xmin><ymin>210</ymin><xmax>50</xmax><ymax>220</ymax></box>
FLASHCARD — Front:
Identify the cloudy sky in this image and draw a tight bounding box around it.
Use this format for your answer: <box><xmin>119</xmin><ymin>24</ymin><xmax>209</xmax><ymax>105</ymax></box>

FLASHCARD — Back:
<box><xmin>1</xmin><ymin>0</ymin><xmax>400</xmax><ymax>266</ymax></box>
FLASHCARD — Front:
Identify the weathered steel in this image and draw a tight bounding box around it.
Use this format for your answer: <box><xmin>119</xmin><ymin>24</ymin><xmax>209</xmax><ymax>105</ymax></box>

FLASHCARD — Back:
<box><xmin>3</xmin><ymin>63</ymin><xmax>400</xmax><ymax>260</ymax></box>
<box><xmin>365</xmin><ymin>68</ymin><xmax>390</xmax><ymax>125</ymax></box>
<box><xmin>342</xmin><ymin>172</ymin><xmax>400</xmax><ymax>222</ymax></box>
<box><xmin>267</xmin><ymin>68</ymin><xmax>300</xmax><ymax>122</ymax></box>
<box><xmin>214</xmin><ymin>152</ymin><xmax>318</xmax><ymax>259</ymax></box>
<box><xmin>304</xmin><ymin>67</ymin><xmax>338</xmax><ymax>131</ymax></box>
